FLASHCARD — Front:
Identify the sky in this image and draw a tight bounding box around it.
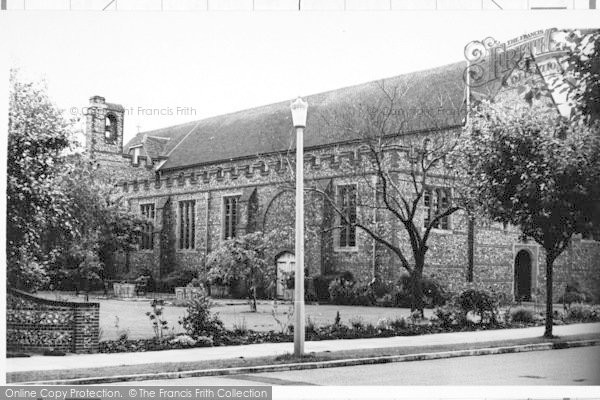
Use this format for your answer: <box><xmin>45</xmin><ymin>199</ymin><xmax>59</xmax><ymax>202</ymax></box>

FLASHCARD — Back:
<box><xmin>1</xmin><ymin>11</ymin><xmax>599</xmax><ymax>144</ymax></box>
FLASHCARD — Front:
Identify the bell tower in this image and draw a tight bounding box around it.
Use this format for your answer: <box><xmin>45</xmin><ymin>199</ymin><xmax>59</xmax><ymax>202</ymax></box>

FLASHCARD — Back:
<box><xmin>85</xmin><ymin>95</ymin><xmax>127</xmax><ymax>170</ymax></box>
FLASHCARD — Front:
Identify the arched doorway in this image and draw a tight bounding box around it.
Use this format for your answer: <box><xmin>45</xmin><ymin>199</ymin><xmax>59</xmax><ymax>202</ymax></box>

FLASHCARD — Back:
<box><xmin>514</xmin><ymin>250</ymin><xmax>532</xmax><ymax>301</ymax></box>
<box><xmin>276</xmin><ymin>252</ymin><xmax>295</xmax><ymax>299</ymax></box>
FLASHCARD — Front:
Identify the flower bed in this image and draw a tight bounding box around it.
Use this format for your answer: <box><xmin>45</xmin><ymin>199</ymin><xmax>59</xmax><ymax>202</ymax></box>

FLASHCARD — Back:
<box><xmin>96</xmin><ymin>318</ymin><xmax>546</xmax><ymax>354</ymax></box>
<box><xmin>95</xmin><ymin>291</ymin><xmax>600</xmax><ymax>354</ymax></box>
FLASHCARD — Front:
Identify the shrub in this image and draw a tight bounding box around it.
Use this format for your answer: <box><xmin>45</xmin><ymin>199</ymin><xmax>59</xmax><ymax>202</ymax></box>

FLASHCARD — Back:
<box><xmin>434</xmin><ymin>305</ymin><xmax>455</xmax><ymax>328</ymax></box>
<box><xmin>375</xmin><ymin>317</ymin><xmax>392</xmax><ymax>330</ymax></box>
<box><xmin>136</xmin><ymin>268</ymin><xmax>155</xmax><ymax>291</ymax></box>
<box><xmin>305</xmin><ymin>317</ymin><xmax>318</xmax><ymax>335</ymax></box>
<box><xmin>396</xmin><ymin>274</ymin><xmax>448</xmax><ymax>308</ymax></box>
<box><xmin>328</xmin><ymin>276</ymin><xmax>376</xmax><ymax>306</ymax></box>
<box><xmin>339</xmin><ymin>271</ymin><xmax>355</xmax><ymax>283</ymax></box>
<box><xmin>457</xmin><ymin>289</ymin><xmax>499</xmax><ymax>324</ymax></box>
<box><xmin>409</xmin><ymin>310</ymin><xmax>423</xmax><ymax>323</ymax></box>
<box><xmin>352</xmin><ymin>284</ymin><xmax>376</xmax><ymax>306</ymax></box>
<box><xmin>169</xmin><ymin>334</ymin><xmax>197</xmax><ymax>347</ymax></box>
<box><xmin>389</xmin><ymin>316</ymin><xmax>407</xmax><ymax>330</ymax></box>
<box><xmin>559</xmin><ymin>280</ymin><xmax>593</xmax><ymax>308</ymax></box>
<box><xmin>348</xmin><ymin>317</ymin><xmax>365</xmax><ymax>330</ymax></box>
<box><xmin>328</xmin><ymin>278</ymin><xmax>355</xmax><ymax>305</ymax></box>
<box><xmin>510</xmin><ymin>307</ymin><xmax>535</xmax><ymax>323</ymax></box>
<box><xmin>312</xmin><ymin>275</ymin><xmax>335</xmax><ymax>301</ymax></box>
<box><xmin>146</xmin><ymin>299</ymin><xmax>170</xmax><ymax>339</ymax></box>
<box><xmin>565</xmin><ymin>304</ymin><xmax>600</xmax><ymax>322</ymax></box>
<box><xmin>156</xmin><ymin>267</ymin><xmax>198</xmax><ymax>292</ymax></box>
<box><xmin>179</xmin><ymin>295</ymin><xmax>224</xmax><ymax>339</ymax></box>
<box><xmin>369</xmin><ymin>276</ymin><xmax>394</xmax><ymax>298</ymax></box>
<box><xmin>421</xmin><ymin>278</ymin><xmax>448</xmax><ymax>307</ymax></box>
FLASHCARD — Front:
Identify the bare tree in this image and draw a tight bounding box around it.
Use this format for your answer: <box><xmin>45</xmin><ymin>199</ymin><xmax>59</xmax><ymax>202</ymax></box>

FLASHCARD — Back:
<box><xmin>276</xmin><ymin>77</ymin><xmax>465</xmax><ymax>313</ymax></box>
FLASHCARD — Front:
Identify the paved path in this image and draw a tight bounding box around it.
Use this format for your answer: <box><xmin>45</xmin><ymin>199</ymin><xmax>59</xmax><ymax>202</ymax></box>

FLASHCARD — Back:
<box><xmin>120</xmin><ymin>346</ymin><xmax>600</xmax><ymax>386</ymax></box>
<box><xmin>5</xmin><ymin>323</ymin><xmax>600</xmax><ymax>373</ymax></box>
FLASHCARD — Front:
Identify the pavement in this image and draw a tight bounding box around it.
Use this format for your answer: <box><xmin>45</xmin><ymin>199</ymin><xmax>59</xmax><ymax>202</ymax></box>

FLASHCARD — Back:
<box><xmin>6</xmin><ymin>322</ymin><xmax>600</xmax><ymax>374</ymax></box>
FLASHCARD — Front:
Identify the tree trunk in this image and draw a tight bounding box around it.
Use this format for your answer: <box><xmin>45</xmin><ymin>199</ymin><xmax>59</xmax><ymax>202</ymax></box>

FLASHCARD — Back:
<box><xmin>544</xmin><ymin>255</ymin><xmax>555</xmax><ymax>338</ymax></box>
<box><xmin>250</xmin><ymin>286</ymin><xmax>257</xmax><ymax>312</ymax></box>
<box><xmin>410</xmin><ymin>269</ymin><xmax>424</xmax><ymax>317</ymax></box>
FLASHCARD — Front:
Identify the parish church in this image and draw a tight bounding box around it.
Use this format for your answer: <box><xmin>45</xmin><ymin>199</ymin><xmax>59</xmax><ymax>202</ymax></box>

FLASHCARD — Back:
<box><xmin>84</xmin><ymin>57</ymin><xmax>599</xmax><ymax>301</ymax></box>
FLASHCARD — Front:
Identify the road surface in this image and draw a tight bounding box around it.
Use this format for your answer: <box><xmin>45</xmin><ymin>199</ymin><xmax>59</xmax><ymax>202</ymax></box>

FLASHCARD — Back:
<box><xmin>111</xmin><ymin>346</ymin><xmax>600</xmax><ymax>386</ymax></box>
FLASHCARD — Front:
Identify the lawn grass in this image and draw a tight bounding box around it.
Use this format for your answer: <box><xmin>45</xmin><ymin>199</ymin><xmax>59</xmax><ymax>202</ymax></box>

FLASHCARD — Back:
<box><xmin>7</xmin><ymin>333</ymin><xmax>599</xmax><ymax>383</ymax></box>
<box><xmin>35</xmin><ymin>291</ymin><xmax>439</xmax><ymax>340</ymax></box>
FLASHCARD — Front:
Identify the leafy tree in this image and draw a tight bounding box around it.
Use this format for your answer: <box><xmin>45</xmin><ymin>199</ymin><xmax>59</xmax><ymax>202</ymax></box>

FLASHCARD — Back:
<box><xmin>7</xmin><ymin>70</ymin><xmax>72</xmax><ymax>290</ymax></box>
<box><xmin>45</xmin><ymin>156</ymin><xmax>145</xmax><ymax>291</ymax></box>
<box><xmin>207</xmin><ymin>231</ymin><xmax>276</xmax><ymax>312</ymax></box>
<box><xmin>558</xmin><ymin>30</ymin><xmax>600</xmax><ymax>124</ymax></box>
<box><xmin>458</xmin><ymin>100</ymin><xmax>600</xmax><ymax>338</ymax></box>
<box><xmin>7</xmin><ymin>70</ymin><xmax>144</xmax><ymax>292</ymax></box>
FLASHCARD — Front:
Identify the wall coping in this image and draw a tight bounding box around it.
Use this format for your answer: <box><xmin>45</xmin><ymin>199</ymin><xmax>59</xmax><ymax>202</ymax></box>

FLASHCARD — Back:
<box><xmin>8</xmin><ymin>288</ymin><xmax>100</xmax><ymax>309</ymax></box>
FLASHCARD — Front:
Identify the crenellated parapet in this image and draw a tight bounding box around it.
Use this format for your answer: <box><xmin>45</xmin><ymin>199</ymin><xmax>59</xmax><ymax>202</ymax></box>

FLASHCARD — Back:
<box><xmin>117</xmin><ymin>135</ymin><xmax>454</xmax><ymax>196</ymax></box>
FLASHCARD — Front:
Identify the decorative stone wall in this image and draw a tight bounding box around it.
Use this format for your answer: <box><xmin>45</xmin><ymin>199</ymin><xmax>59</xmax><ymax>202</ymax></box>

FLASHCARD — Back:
<box><xmin>7</xmin><ymin>289</ymin><xmax>99</xmax><ymax>354</ymax></box>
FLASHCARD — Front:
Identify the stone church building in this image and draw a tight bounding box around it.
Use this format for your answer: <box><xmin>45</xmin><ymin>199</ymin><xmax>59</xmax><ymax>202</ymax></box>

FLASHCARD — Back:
<box><xmin>84</xmin><ymin>60</ymin><xmax>599</xmax><ymax>301</ymax></box>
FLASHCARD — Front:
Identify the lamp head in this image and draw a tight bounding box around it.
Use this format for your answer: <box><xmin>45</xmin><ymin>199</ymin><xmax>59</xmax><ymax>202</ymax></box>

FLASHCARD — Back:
<box><xmin>290</xmin><ymin>97</ymin><xmax>308</xmax><ymax>128</ymax></box>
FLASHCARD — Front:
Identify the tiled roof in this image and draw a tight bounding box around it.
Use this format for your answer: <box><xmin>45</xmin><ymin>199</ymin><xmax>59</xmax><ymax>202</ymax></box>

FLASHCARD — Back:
<box><xmin>124</xmin><ymin>61</ymin><xmax>467</xmax><ymax>171</ymax></box>
<box><xmin>142</xmin><ymin>135</ymin><xmax>170</xmax><ymax>159</ymax></box>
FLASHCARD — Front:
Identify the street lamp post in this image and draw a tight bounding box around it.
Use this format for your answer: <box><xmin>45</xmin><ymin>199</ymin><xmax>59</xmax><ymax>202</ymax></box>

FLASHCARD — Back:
<box><xmin>290</xmin><ymin>97</ymin><xmax>308</xmax><ymax>357</ymax></box>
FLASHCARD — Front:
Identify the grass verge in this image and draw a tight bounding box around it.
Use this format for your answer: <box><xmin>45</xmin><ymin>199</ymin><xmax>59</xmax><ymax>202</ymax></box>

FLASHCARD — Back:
<box><xmin>7</xmin><ymin>333</ymin><xmax>599</xmax><ymax>383</ymax></box>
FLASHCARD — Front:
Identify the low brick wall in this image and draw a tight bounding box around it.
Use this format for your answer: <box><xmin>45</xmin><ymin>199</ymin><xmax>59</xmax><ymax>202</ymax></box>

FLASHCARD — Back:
<box><xmin>7</xmin><ymin>288</ymin><xmax>100</xmax><ymax>354</ymax></box>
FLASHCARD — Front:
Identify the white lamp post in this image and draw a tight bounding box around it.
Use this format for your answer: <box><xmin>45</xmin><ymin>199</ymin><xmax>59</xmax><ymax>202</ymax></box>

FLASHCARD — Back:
<box><xmin>290</xmin><ymin>97</ymin><xmax>308</xmax><ymax>356</ymax></box>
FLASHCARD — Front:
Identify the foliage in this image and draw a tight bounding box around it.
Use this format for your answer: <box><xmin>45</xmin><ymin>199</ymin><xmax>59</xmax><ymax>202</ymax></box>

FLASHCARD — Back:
<box><xmin>396</xmin><ymin>274</ymin><xmax>447</xmax><ymax>308</ymax></box>
<box><xmin>328</xmin><ymin>278</ymin><xmax>376</xmax><ymax>306</ymax></box>
<box><xmin>207</xmin><ymin>231</ymin><xmax>276</xmax><ymax>312</ymax></box>
<box><xmin>97</xmin><ymin>303</ymin><xmax>597</xmax><ymax>354</ymax></box>
<box><xmin>333</xmin><ymin>311</ymin><xmax>341</xmax><ymax>327</ymax></box>
<box><xmin>99</xmin><ymin>335</ymin><xmax>214</xmax><ymax>353</ymax></box>
<box><xmin>457</xmin><ymin>289</ymin><xmax>499</xmax><ymax>325</ymax></box>
<box><xmin>271</xmin><ymin>301</ymin><xmax>294</xmax><ymax>334</ymax></box>
<box><xmin>178</xmin><ymin>295</ymin><xmax>224</xmax><ymax>339</ymax></box>
<box><xmin>168</xmin><ymin>334</ymin><xmax>198</xmax><ymax>347</ymax></box>
<box><xmin>458</xmin><ymin>96</ymin><xmax>600</xmax><ymax>337</ymax></box>
<box><xmin>558</xmin><ymin>30</ymin><xmax>600</xmax><ymax>124</ymax></box>
<box><xmin>135</xmin><ymin>268</ymin><xmax>156</xmax><ymax>292</ymax></box>
<box><xmin>558</xmin><ymin>280</ymin><xmax>594</xmax><ymax>308</ymax></box>
<box><xmin>7</xmin><ymin>70</ymin><xmax>146</xmax><ymax>292</ymax></box>
<box><xmin>564</xmin><ymin>304</ymin><xmax>600</xmax><ymax>322</ymax></box>
<box><xmin>510</xmin><ymin>307</ymin><xmax>536</xmax><ymax>324</ymax></box>
<box><xmin>156</xmin><ymin>266</ymin><xmax>199</xmax><ymax>292</ymax></box>
<box><xmin>312</xmin><ymin>275</ymin><xmax>336</xmax><ymax>301</ymax></box>
<box><xmin>370</xmin><ymin>275</ymin><xmax>395</xmax><ymax>298</ymax></box>
<box><xmin>8</xmin><ymin>250</ymin><xmax>50</xmax><ymax>293</ymax></box>
<box><xmin>348</xmin><ymin>316</ymin><xmax>365</xmax><ymax>330</ymax></box>
<box><xmin>146</xmin><ymin>299</ymin><xmax>170</xmax><ymax>340</ymax></box>
<box><xmin>7</xmin><ymin>71</ymin><xmax>72</xmax><ymax>291</ymax></box>
<box><xmin>232</xmin><ymin>316</ymin><xmax>248</xmax><ymax>335</ymax></box>
<box><xmin>389</xmin><ymin>316</ymin><xmax>408</xmax><ymax>330</ymax></box>
<box><xmin>46</xmin><ymin>157</ymin><xmax>145</xmax><ymax>290</ymax></box>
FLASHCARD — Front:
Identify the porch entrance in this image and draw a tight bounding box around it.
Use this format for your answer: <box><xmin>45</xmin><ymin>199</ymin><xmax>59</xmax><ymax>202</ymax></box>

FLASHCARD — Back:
<box><xmin>276</xmin><ymin>252</ymin><xmax>295</xmax><ymax>299</ymax></box>
<box><xmin>514</xmin><ymin>250</ymin><xmax>532</xmax><ymax>301</ymax></box>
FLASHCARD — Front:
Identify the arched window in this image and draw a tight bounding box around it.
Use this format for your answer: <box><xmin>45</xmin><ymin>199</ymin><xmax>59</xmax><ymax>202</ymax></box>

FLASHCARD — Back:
<box><xmin>105</xmin><ymin>114</ymin><xmax>118</xmax><ymax>143</ymax></box>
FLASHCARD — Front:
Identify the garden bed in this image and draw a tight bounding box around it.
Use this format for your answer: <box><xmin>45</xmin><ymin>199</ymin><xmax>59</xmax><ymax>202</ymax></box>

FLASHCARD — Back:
<box><xmin>96</xmin><ymin>317</ymin><xmax>576</xmax><ymax>354</ymax></box>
